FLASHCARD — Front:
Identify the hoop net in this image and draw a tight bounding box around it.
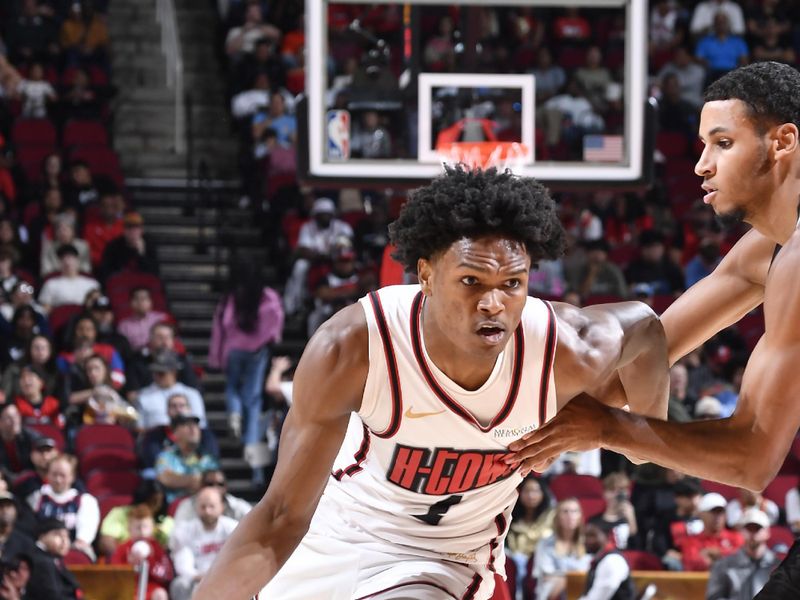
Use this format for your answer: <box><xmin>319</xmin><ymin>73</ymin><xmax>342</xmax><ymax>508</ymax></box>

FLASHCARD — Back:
<box><xmin>435</xmin><ymin>141</ymin><xmax>532</xmax><ymax>173</ymax></box>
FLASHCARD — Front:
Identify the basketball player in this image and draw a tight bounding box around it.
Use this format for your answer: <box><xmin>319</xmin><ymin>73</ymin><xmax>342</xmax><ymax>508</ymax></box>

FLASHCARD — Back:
<box><xmin>194</xmin><ymin>166</ymin><xmax>670</xmax><ymax>600</ymax></box>
<box><xmin>508</xmin><ymin>61</ymin><xmax>800</xmax><ymax>596</ymax></box>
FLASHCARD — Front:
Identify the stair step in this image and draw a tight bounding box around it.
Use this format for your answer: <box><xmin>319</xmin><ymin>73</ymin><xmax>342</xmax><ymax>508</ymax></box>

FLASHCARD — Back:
<box><xmin>170</xmin><ymin>299</ymin><xmax>218</xmax><ymax>316</ymax></box>
<box><xmin>177</xmin><ymin>319</ymin><xmax>213</xmax><ymax>336</ymax></box>
<box><xmin>164</xmin><ymin>280</ymin><xmax>215</xmax><ymax>295</ymax></box>
<box><xmin>160</xmin><ymin>263</ymin><xmax>229</xmax><ymax>278</ymax></box>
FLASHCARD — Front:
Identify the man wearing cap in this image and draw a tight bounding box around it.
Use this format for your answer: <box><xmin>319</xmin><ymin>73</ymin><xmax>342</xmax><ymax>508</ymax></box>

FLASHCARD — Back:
<box><xmin>173</xmin><ymin>469</ymin><xmax>251</xmax><ymax>524</ymax></box>
<box><xmin>0</xmin><ymin>404</ymin><xmax>41</xmax><ymax>477</ymax></box>
<box><xmin>678</xmin><ymin>492</ymin><xmax>743</xmax><ymax>571</ymax></box>
<box><xmin>12</xmin><ymin>436</ymin><xmax>58</xmax><ymax>500</ymax></box>
<box><xmin>706</xmin><ymin>508</ymin><xmax>779</xmax><ymax>600</ymax></box>
<box><xmin>125</xmin><ymin>322</ymin><xmax>201</xmax><ymax>395</ymax></box>
<box><xmin>136</xmin><ymin>350</ymin><xmax>206</xmax><ymax>431</ymax></box>
<box><xmin>28</xmin><ymin>518</ymin><xmax>82</xmax><ymax>600</ymax></box>
<box><xmin>283</xmin><ymin>197</ymin><xmax>354</xmax><ymax>315</ymax></box>
<box><xmin>695</xmin><ymin>395</ymin><xmax>724</xmax><ymax>420</ymax></box>
<box><xmin>36</xmin><ymin>244</ymin><xmax>100</xmax><ymax>313</ymax></box>
<box><xmin>116</xmin><ymin>287</ymin><xmax>168</xmax><ymax>352</ymax></box>
<box><xmin>98</xmin><ymin>211</ymin><xmax>159</xmax><ymax>284</ymax></box>
<box><xmin>307</xmin><ymin>243</ymin><xmax>369</xmax><ymax>336</ymax></box>
<box><xmin>155</xmin><ymin>415</ymin><xmax>219</xmax><ymax>504</ymax></box>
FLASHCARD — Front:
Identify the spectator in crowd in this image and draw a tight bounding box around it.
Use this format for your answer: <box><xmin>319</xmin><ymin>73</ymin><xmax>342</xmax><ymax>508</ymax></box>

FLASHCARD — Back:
<box><xmin>60</xmin><ymin>66</ymin><xmax>99</xmax><ymax>121</ymax></box>
<box><xmin>0</xmin><ymin>553</ymin><xmax>33</xmax><ymax>600</ymax></box>
<box><xmin>0</xmin><ymin>334</ymin><xmax>61</xmax><ymax>403</ymax></box>
<box><xmin>0</xmin><ymin>250</ymin><xmax>21</xmax><ymax>305</ymax></box>
<box><xmin>5</xmin><ymin>0</ymin><xmax>58</xmax><ymax>65</ymax></box>
<box><xmin>252</xmin><ymin>92</ymin><xmax>295</xmax><ymax>148</ymax></box>
<box><xmin>695</xmin><ymin>13</ymin><xmax>749</xmax><ymax>84</ymax></box>
<box><xmin>63</xmin><ymin>160</ymin><xmax>99</xmax><ymax>210</ymax></box>
<box><xmin>553</xmin><ymin>7</ymin><xmax>591</xmax><ymax>42</ymax></box>
<box><xmin>0</xmin><ymin>404</ymin><xmax>41</xmax><ymax>477</ymax></box>
<box><xmin>67</xmin><ymin>353</ymin><xmax>136</xmax><ymax>426</ymax></box>
<box><xmin>117</xmin><ymin>287</ymin><xmax>168</xmax><ymax>352</ymax></box>
<box><xmin>126</xmin><ymin>323</ymin><xmax>200</xmax><ymax>394</ymax></box>
<box><xmin>678</xmin><ymin>493</ymin><xmax>743</xmax><ymax>571</ymax></box>
<box><xmin>13</xmin><ymin>363</ymin><xmax>63</xmax><ymax>430</ymax></box>
<box><xmin>667</xmin><ymin>363</ymin><xmax>694</xmax><ymax>422</ymax></box>
<box><xmin>685</xmin><ymin>236</ymin><xmax>722</xmax><ymax>287</ymax></box>
<box><xmin>28</xmin><ymin>518</ymin><xmax>82</xmax><ymax>600</ymax></box>
<box><xmin>658</xmin><ymin>45</ymin><xmax>707</xmax><ymax>109</ymax></box>
<box><xmin>541</xmin><ymin>78</ymin><xmax>604</xmax><ymax>149</ymax></box>
<box><xmin>98</xmin><ymin>211</ymin><xmax>159</xmax><ymax>283</ymax></box>
<box><xmin>283</xmin><ymin>197</ymin><xmax>354</xmax><ymax>315</ymax></box>
<box><xmin>746</xmin><ymin>0</ymin><xmax>790</xmax><ymax>42</ymax></box>
<box><xmin>16</xmin><ymin>62</ymin><xmax>56</xmax><ymax>119</ymax></box>
<box><xmin>625</xmin><ymin>230</ymin><xmax>685</xmax><ymax>296</ymax></box>
<box><xmin>137</xmin><ymin>393</ymin><xmax>219</xmax><ymax>478</ymax></box>
<box><xmin>591</xmin><ymin>472</ymin><xmax>638</xmax><ymax>551</ymax></box>
<box><xmin>231</xmin><ymin>71</ymin><xmax>271</xmax><ymax>120</ymax></box>
<box><xmin>0</xmin><ymin>491</ymin><xmax>35</xmax><ymax>566</ymax></box>
<box><xmin>40</xmin><ymin>153</ymin><xmax>64</xmax><ymax>197</ymax></box>
<box><xmin>785</xmin><ymin>481</ymin><xmax>800</xmax><ymax>534</ymax></box>
<box><xmin>169</xmin><ymin>486</ymin><xmax>237</xmax><ymax>600</ymax></box>
<box><xmin>530</xmin><ymin>47</ymin><xmax>565</xmax><ymax>103</ymax></box>
<box><xmin>12</xmin><ymin>435</ymin><xmax>57</xmax><ymax>500</ymax></box>
<box><xmin>752</xmin><ymin>19</ymin><xmax>796</xmax><ymax>64</ymax></box>
<box><xmin>98</xmin><ymin>480</ymin><xmax>173</xmax><ymax>559</ymax></box>
<box><xmin>308</xmin><ymin>245</ymin><xmax>371</xmax><ymax>336</ymax></box>
<box><xmin>690</xmin><ymin>0</ymin><xmax>746</xmax><ymax>37</ymax></box>
<box><xmin>528</xmin><ymin>258</ymin><xmax>567</xmax><ymax>298</ymax></box>
<box><xmin>155</xmin><ymin>415</ymin><xmax>219</xmax><ymax>504</ymax></box>
<box><xmin>534</xmin><ymin>498</ymin><xmax>592</xmax><ymax>600</ymax></box>
<box><xmin>82</xmin><ymin>187</ymin><xmax>123</xmax><ymax>267</ymax></box>
<box><xmin>225</xmin><ymin>2</ymin><xmax>281</xmax><ymax>63</ymax></box>
<box><xmin>57</xmin><ymin>315</ymin><xmax>126</xmax><ymax>389</ymax></box>
<box><xmin>173</xmin><ymin>470</ymin><xmax>251</xmax><ymax>523</ymax></box>
<box><xmin>658</xmin><ymin>73</ymin><xmax>699</xmax><ymax>137</ymax></box>
<box><xmin>639</xmin><ymin>475</ymin><xmax>702</xmax><ymax>568</ymax></box>
<box><xmin>506</xmin><ymin>476</ymin><xmax>555</xmax><ymax>588</ymax></box>
<box><xmin>136</xmin><ymin>351</ymin><xmax>206</xmax><ymax>431</ymax></box>
<box><xmin>350</xmin><ymin>110</ymin><xmax>392</xmax><ymax>159</ymax></box>
<box><xmin>87</xmin><ymin>295</ymin><xmax>133</xmax><ymax>364</ymax></box>
<box><xmin>108</xmin><ymin>504</ymin><xmax>173</xmax><ymax>600</ymax></box>
<box><xmin>575</xmin><ymin>46</ymin><xmax>613</xmax><ymax>114</ymax></box>
<box><xmin>695</xmin><ymin>394</ymin><xmax>724</xmax><ymax>419</ymax></box>
<box><xmin>0</xmin><ymin>306</ymin><xmax>48</xmax><ymax>370</ymax></box>
<box><xmin>39</xmin><ymin>213</ymin><xmax>91</xmax><ymax>277</ymax></box>
<box><xmin>706</xmin><ymin>508</ymin><xmax>779</xmax><ymax>600</ymax></box>
<box><xmin>726</xmin><ymin>488</ymin><xmax>778</xmax><ymax>530</ymax></box>
<box><xmin>27</xmin><ymin>454</ymin><xmax>100</xmax><ymax>560</ymax></box>
<box><xmin>650</xmin><ymin>0</ymin><xmax>684</xmax><ymax>54</ymax></box>
<box><xmin>58</xmin><ymin>0</ymin><xmax>109</xmax><ymax>68</ymax></box>
<box><xmin>0</xmin><ymin>284</ymin><xmax>47</xmax><ymax>338</ymax></box>
<box><xmin>37</xmin><ymin>244</ymin><xmax>100</xmax><ymax>312</ymax></box>
<box><xmin>423</xmin><ymin>16</ymin><xmax>456</xmax><ymax>72</ymax></box>
<box><xmin>566</xmin><ymin>239</ymin><xmax>628</xmax><ymax>299</ymax></box>
<box><xmin>235</xmin><ymin>37</ymin><xmax>285</xmax><ymax>94</ymax></box>
<box><xmin>579</xmin><ymin>522</ymin><xmax>635</xmax><ymax>600</ymax></box>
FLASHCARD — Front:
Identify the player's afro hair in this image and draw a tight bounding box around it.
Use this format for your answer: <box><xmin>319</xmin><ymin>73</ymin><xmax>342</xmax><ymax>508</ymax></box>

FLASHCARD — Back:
<box><xmin>389</xmin><ymin>165</ymin><xmax>566</xmax><ymax>274</ymax></box>
<box><xmin>705</xmin><ymin>62</ymin><xmax>800</xmax><ymax>134</ymax></box>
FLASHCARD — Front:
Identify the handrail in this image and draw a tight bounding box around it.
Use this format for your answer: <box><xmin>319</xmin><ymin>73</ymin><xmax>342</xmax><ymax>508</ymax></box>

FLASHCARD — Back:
<box><xmin>155</xmin><ymin>0</ymin><xmax>185</xmax><ymax>154</ymax></box>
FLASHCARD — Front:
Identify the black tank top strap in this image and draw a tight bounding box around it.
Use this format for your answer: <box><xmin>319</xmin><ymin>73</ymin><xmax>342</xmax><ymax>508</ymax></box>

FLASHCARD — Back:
<box><xmin>768</xmin><ymin>202</ymin><xmax>800</xmax><ymax>272</ymax></box>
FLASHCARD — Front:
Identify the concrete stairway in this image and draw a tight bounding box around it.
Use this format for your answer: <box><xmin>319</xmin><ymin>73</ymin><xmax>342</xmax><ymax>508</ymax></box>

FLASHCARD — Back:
<box><xmin>108</xmin><ymin>0</ymin><xmax>238</xmax><ymax>180</ymax></box>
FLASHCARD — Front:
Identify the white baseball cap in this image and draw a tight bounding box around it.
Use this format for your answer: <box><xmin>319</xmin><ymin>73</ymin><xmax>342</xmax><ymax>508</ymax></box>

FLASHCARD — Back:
<box><xmin>311</xmin><ymin>198</ymin><xmax>336</xmax><ymax>215</ymax></box>
<box><xmin>739</xmin><ymin>507</ymin><xmax>770</xmax><ymax>529</ymax></box>
<box><xmin>698</xmin><ymin>492</ymin><xmax>727</xmax><ymax>512</ymax></box>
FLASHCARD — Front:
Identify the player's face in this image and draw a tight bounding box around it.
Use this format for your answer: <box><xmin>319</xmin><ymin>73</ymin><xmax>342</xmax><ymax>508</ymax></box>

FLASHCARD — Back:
<box><xmin>420</xmin><ymin>236</ymin><xmax>530</xmax><ymax>358</ymax></box>
<box><xmin>696</xmin><ymin>100</ymin><xmax>775</xmax><ymax>227</ymax></box>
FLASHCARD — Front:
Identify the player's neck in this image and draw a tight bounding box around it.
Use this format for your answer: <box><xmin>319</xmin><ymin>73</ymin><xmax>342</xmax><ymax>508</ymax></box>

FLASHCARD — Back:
<box><xmin>749</xmin><ymin>182</ymin><xmax>800</xmax><ymax>245</ymax></box>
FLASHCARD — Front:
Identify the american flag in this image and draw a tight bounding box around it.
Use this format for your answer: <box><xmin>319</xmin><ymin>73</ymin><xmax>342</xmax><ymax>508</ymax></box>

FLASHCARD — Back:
<box><xmin>583</xmin><ymin>135</ymin><xmax>624</xmax><ymax>162</ymax></box>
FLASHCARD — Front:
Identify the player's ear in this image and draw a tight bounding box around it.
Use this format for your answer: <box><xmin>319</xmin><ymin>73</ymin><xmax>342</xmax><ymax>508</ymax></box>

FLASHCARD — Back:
<box><xmin>418</xmin><ymin>258</ymin><xmax>433</xmax><ymax>296</ymax></box>
<box><xmin>773</xmin><ymin>122</ymin><xmax>799</xmax><ymax>159</ymax></box>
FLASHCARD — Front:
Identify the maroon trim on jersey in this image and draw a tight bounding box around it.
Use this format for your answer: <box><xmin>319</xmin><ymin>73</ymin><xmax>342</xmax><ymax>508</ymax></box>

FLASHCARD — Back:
<box><xmin>486</xmin><ymin>513</ymin><xmax>508</xmax><ymax>573</ymax></box>
<box><xmin>410</xmin><ymin>292</ymin><xmax>524</xmax><ymax>432</ymax></box>
<box><xmin>356</xmin><ymin>581</ymin><xmax>459</xmax><ymax>599</ymax></box>
<box><xmin>538</xmin><ymin>301</ymin><xmax>557</xmax><ymax>426</ymax></box>
<box><xmin>332</xmin><ymin>423</ymin><xmax>371</xmax><ymax>481</ymax></box>
<box><xmin>369</xmin><ymin>291</ymin><xmax>403</xmax><ymax>439</ymax></box>
<box><xmin>461</xmin><ymin>573</ymin><xmax>483</xmax><ymax>600</ymax></box>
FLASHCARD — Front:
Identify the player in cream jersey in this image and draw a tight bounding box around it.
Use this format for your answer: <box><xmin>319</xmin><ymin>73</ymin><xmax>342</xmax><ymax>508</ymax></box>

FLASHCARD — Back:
<box><xmin>196</xmin><ymin>167</ymin><xmax>671</xmax><ymax>600</ymax></box>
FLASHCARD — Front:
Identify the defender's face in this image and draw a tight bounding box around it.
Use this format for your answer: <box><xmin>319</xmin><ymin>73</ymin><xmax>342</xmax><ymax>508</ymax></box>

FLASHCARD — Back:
<box><xmin>420</xmin><ymin>236</ymin><xmax>530</xmax><ymax>358</ymax></box>
<box><xmin>695</xmin><ymin>100</ymin><xmax>774</xmax><ymax>225</ymax></box>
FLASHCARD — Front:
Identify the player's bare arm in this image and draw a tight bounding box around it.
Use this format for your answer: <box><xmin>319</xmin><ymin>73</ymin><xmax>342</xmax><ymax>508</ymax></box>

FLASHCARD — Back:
<box><xmin>551</xmin><ymin>300</ymin><xmax>669</xmax><ymax>419</ymax></box>
<box><xmin>661</xmin><ymin>227</ymin><xmax>773</xmax><ymax>365</ymax></box>
<box><xmin>510</xmin><ymin>235</ymin><xmax>800</xmax><ymax>490</ymax></box>
<box><xmin>193</xmin><ymin>304</ymin><xmax>369</xmax><ymax>599</ymax></box>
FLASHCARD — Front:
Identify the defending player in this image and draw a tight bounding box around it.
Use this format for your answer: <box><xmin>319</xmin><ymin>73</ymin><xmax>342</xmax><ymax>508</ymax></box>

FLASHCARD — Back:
<box><xmin>508</xmin><ymin>61</ymin><xmax>800</xmax><ymax>597</ymax></box>
<box><xmin>195</xmin><ymin>166</ymin><xmax>669</xmax><ymax>600</ymax></box>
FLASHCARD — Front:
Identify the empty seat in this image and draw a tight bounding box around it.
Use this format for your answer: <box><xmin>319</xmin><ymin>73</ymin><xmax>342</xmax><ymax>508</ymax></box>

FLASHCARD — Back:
<box><xmin>74</xmin><ymin>424</ymin><xmax>136</xmax><ymax>457</ymax></box>
<box><xmin>79</xmin><ymin>447</ymin><xmax>138</xmax><ymax>479</ymax></box>
<box><xmin>85</xmin><ymin>469</ymin><xmax>141</xmax><ymax>498</ymax></box>
<box><xmin>11</xmin><ymin>118</ymin><xmax>57</xmax><ymax>146</ymax></box>
<box><xmin>550</xmin><ymin>473</ymin><xmax>604</xmax><ymax>500</ymax></box>
<box><xmin>63</xmin><ymin>119</ymin><xmax>109</xmax><ymax>148</ymax></box>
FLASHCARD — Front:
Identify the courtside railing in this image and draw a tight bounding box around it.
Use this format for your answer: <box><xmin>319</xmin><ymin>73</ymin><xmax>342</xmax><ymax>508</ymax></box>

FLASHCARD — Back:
<box><xmin>155</xmin><ymin>0</ymin><xmax>185</xmax><ymax>154</ymax></box>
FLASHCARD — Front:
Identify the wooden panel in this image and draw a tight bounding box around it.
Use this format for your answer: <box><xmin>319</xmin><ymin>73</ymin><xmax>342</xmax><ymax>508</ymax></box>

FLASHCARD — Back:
<box><xmin>567</xmin><ymin>570</ymin><xmax>709</xmax><ymax>600</ymax></box>
<box><xmin>70</xmin><ymin>564</ymin><xmax>137</xmax><ymax>600</ymax></box>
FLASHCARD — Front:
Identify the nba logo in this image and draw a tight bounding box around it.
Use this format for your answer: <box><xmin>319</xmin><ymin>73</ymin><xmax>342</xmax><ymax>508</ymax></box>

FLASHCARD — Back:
<box><xmin>327</xmin><ymin>110</ymin><xmax>350</xmax><ymax>161</ymax></box>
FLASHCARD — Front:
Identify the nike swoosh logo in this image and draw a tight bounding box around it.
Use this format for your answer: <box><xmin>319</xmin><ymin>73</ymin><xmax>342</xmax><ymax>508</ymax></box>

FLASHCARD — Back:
<box><xmin>404</xmin><ymin>407</ymin><xmax>446</xmax><ymax>419</ymax></box>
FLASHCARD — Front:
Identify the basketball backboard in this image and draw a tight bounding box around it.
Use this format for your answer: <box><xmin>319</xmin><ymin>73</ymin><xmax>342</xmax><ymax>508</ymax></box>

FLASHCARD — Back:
<box><xmin>299</xmin><ymin>0</ymin><xmax>654</xmax><ymax>189</ymax></box>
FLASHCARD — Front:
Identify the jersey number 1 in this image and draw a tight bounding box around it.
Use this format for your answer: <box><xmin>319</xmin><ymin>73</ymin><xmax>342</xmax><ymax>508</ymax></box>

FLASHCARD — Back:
<box><xmin>412</xmin><ymin>495</ymin><xmax>463</xmax><ymax>525</ymax></box>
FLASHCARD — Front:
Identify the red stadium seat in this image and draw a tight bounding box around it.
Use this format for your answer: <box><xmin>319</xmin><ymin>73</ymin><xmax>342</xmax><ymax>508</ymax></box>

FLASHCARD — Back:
<box><xmin>621</xmin><ymin>550</ymin><xmax>664</xmax><ymax>570</ymax></box>
<box><xmin>16</xmin><ymin>144</ymin><xmax>55</xmax><ymax>184</ymax></box>
<box><xmin>64</xmin><ymin>548</ymin><xmax>94</xmax><ymax>565</ymax></box>
<box><xmin>583</xmin><ymin>295</ymin><xmax>624</xmax><ymax>306</ymax></box>
<box><xmin>550</xmin><ymin>473</ymin><xmax>604</xmax><ymax>500</ymax></box>
<box><xmin>764</xmin><ymin>475</ymin><xmax>799</xmax><ymax>508</ymax></box>
<box><xmin>70</xmin><ymin>146</ymin><xmax>123</xmax><ymax>186</ymax></box>
<box><xmin>656</xmin><ymin>132</ymin><xmax>689</xmax><ymax>159</ymax></box>
<box><xmin>168</xmin><ymin>495</ymin><xmax>189</xmax><ymax>517</ymax></box>
<box><xmin>11</xmin><ymin>118</ymin><xmax>57</xmax><ymax>146</ymax></box>
<box><xmin>48</xmin><ymin>304</ymin><xmax>84</xmax><ymax>338</ymax></box>
<box><xmin>74</xmin><ymin>424</ymin><xmax>136</xmax><ymax>457</ymax></box>
<box><xmin>651</xmin><ymin>294</ymin><xmax>675</xmax><ymax>315</ymax></box>
<box><xmin>578</xmin><ymin>497</ymin><xmax>606</xmax><ymax>521</ymax></box>
<box><xmin>98</xmin><ymin>494</ymin><xmax>133</xmax><ymax>520</ymax></box>
<box><xmin>700</xmin><ymin>479</ymin><xmax>739</xmax><ymax>501</ymax></box>
<box><xmin>557</xmin><ymin>46</ymin><xmax>588</xmax><ymax>69</ymax></box>
<box><xmin>63</xmin><ymin>119</ymin><xmax>109</xmax><ymax>148</ymax></box>
<box><xmin>27</xmin><ymin>424</ymin><xmax>65</xmax><ymax>450</ymax></box>
<box><xmin>85</xmin><ymin>469</ymin><xmax>141</xmax><ymax>498</ymax></box>
<box><xmin>79</xmin><ymin>447</ymin><xmax>138</xmax><ymax>479</ymax></box>
<box><xmin>768</xmin><ymin>525</ymin><xmax>795</xmax><ymax>557</ymax></box>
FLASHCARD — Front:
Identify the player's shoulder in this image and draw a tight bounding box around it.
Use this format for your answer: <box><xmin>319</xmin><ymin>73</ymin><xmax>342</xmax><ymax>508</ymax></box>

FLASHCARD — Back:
<box><xmin>770</xmin><ymin>227</ymin><xmax>800</xmax><ymax>274</ymax></box>
<box><xmin>718</xmin><ymin>227</ymin><xmax>776</xmax><ymax>286</ymax></box>
<box><xmin>307</xmin><ymin>302</ymin><xmax>369</xmax><ymax>360</ymax></box>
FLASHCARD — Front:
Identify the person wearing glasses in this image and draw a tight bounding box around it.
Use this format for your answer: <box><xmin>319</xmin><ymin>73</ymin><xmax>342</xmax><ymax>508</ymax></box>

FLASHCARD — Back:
<box><xmin>172</xmin><ymin>469</ymin><xmax>251</xmax><ymax>524</ymax></box>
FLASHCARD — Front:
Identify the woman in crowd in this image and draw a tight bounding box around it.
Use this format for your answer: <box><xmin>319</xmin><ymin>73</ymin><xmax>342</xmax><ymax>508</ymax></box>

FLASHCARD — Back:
<box><xmin>0</xmin><ymin>334</ymin><xmax>59</xmax><ymax>403</ymax></box>
<box><xmin>68</xmin><ymin>353</ymin><xmax>137</xmax><ymax>426</ymax></box>
<box><xmin>507</xmin><ymin>476</ymin><xmax>556</xmax><ymax>585</ymax></box>
<box><xmin>533</xmin><ymin>497</ymin><xmax>592</xmax><ymax>600</ymax></box>
<box><xmin>13</xmin><ymin>363</ymin><xmax>63</xmax><ymax>430</ymax></box>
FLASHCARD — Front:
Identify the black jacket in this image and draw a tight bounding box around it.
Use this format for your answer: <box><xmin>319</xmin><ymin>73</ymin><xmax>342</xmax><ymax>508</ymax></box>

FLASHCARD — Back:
<box><xmin>27</xmin><ymin>545</ymin><xmax>83</xmax><ymax>600</ymax></box>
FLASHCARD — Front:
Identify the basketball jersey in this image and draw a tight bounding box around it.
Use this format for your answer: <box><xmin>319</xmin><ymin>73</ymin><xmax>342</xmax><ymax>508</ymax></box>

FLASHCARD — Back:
<box><xmin>315</xmin><ymin>284</ymin><xmax>559</xmax><ymax>565</ymax></box>
<box><xmin>34</xmin><ymin>485</ymin><xmax>83</xmax><ymax>541</ymax></box>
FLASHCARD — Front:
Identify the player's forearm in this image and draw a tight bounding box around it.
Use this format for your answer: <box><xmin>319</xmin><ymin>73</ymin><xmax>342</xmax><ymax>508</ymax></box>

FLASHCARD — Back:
<box><xmin>617</xmin><ymin>316</ymin><xmax>669</xmax><ymax>419</ymax></box>
<box><xmin>193</xmin><ymin>500</ymin><xmax>308</xmax><ymax>599</ymax></box>
<box><xmin>600</xmin><ymin>410</ymin><xmax>772</xmax><ymax>489</ymax></box>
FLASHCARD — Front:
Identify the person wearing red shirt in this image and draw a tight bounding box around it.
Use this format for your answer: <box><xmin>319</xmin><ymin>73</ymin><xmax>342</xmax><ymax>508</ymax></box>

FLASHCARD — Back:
<box><xmin>110</xmin><ymin>503</ymin><xmax>173</xmax><ymax>600</ymax></box>
<box><xmin>14</xmin><ymin>364</ymin><xmax>64</xmax><ymax>430</ymax></box>
<box><xmin>679</xmin><ymin>492</ymin><xmax>743</xmax><ymax>571</ymax></box>
<box><xmin>82</xmin><ymin>189</ymin><xmax>124</xmax><ymax>267</ymax></box>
